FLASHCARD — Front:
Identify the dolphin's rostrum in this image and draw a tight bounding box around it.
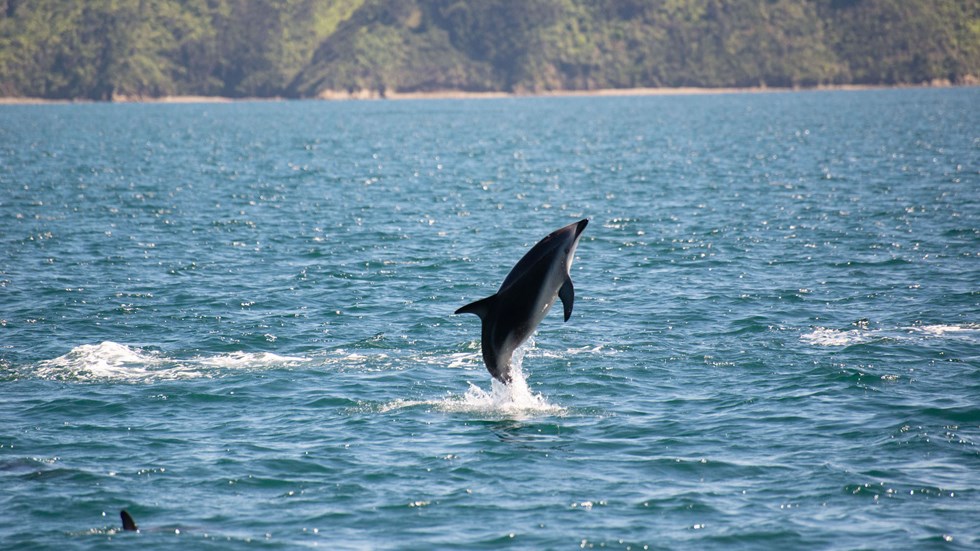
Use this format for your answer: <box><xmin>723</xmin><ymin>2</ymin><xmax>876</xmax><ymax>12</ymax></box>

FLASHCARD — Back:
<box><xmin>455</xmin><ymin>219</ymin><xmax>588</xmax><ymax>383</ymax></box>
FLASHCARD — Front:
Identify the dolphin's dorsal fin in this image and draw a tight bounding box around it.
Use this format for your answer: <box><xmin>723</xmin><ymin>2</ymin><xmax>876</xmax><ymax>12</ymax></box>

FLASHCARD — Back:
<box><xmin>559</xmin><ymin>277</ymin><xmax>574</xmax><ymax>322</ymax></box>
<box><xmin>120</xmin><ymin>509</ymin><xmax>138</xmax><ymax>531</ymax></box>
<box><xmin>455</xmin><ymin>294</ymin><xmax>496</xmax><ymax>320</ymax></box>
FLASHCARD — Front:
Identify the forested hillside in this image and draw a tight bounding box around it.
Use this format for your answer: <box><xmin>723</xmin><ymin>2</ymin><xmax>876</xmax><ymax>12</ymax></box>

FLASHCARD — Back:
<box><xmin>1</xmin><ymin>0</ymin><xmax>977</xmax><ymax>100</ymax></box>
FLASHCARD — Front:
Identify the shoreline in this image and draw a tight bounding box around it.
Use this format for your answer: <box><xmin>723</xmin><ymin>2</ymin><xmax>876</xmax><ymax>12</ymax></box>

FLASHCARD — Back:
<box><xmin>1</xmin><ymin>82</ymin><xmax>974</xmax><ymax>105</ymax></box>
<box><xmin>380</xmin><ymin>83</ymin><xmax>935</xmax><ymax>101</ymax></box>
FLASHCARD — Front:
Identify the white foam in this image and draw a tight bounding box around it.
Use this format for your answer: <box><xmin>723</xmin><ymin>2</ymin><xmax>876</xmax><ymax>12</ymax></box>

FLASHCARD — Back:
<box><xmin>911</xmin><ymin>324</ymin><xmax>979</xmax><ymax>337</ymax></box>
<box><xmin>195</xmin><ymin>351</ymin><xmax>308</xmax><ymax>368</ymax></box>
<box><xmin>315</xmin><ymin>350</ymin><xmax>393</xmax><ymax>372</ymax></box>
<box><xmin>801</xmin><ymin>323</ymin><xmax>979</xmax><ymax>347</ymax></box>
<box><xmin>444</xmin><ymin>377</ymin><xmax>565</xmax><ymax>416</ymax></box>
<box><xmin>565</xmin><ymin>344</ymin><xmax>609</xmax><ymax>356</ymax></box>
<box><xmin>385</xmin><ymin>338</ymin><xmax>566</xmax><ymax>418</ymax></box>
<box><xmin>444</xmin><ymin>352</ymin><xmax>481</xmax><ymax>369</ymax></box>
<box><xmin>800</xmin><ymin>327</ymin><xmax>870</xmax><ymax>347</ymax></box>
<box><xmin>34</xmin><ymin>341</ymin><xmax>309</xmax><ymax>382</ymax></box>
<box><xmin>36</xmin><ymin>341</ymin><xmax>172</xmax><ymax>382</ymax></box>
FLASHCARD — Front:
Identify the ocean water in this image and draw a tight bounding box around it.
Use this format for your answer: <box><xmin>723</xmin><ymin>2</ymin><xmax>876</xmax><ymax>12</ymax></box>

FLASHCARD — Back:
<box><xmin>1</xmin><ymin>88</ymin><xmax>977</xmax><ymax>549</ymax></box>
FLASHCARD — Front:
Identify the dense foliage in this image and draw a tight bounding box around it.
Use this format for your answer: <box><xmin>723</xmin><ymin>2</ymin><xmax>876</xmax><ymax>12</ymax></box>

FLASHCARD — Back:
<box><xmin>1</xmin><ymin>0</ymin><xmax>977</xmax><ymax>99</ymax></box>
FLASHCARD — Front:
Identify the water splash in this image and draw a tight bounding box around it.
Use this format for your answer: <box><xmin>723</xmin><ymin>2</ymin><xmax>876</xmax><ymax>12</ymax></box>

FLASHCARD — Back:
<box><xmin>383</xmin><ymin>338</ymin><xmax>566</xmax><ymax>417</ymax></box>
<box><xmin>450</xmin><ymin>337</ymin><xmax>564</xmax><ymax>414</ymax></box>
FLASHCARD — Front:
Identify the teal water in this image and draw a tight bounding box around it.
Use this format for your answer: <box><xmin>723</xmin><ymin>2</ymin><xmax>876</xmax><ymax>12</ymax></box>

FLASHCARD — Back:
<box><xmin>1</xmin><ymin>89</ymin><xmax>978</xmax><ymax>549</ymax></box>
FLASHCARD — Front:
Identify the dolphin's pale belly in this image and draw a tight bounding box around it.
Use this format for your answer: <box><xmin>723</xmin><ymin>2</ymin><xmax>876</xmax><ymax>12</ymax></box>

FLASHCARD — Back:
<box><xmin>496</xmin><ymin>267</ymin><xmax>565</xmax><ymax>360</ymax></box>
<box><xmin>528</xmin><ymin>257</ymin><xmax>570</xmax><ymax>328</ymax></box>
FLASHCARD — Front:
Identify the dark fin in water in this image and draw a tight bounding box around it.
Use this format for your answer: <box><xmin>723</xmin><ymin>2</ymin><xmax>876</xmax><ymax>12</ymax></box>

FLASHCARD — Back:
<box><xmin>455</xmin><ymin>294</ymin><xmax>496</xmax><ymax>320</ymax></box>
<box><xmin>120</xmin><ymin>509</ymin><xmax>138</xmax><ymax>531</ymax></box>
<box><xmin>559</xmin><ymin>277</ymin><xmax>574</xmax><ymax>322</ymax></box>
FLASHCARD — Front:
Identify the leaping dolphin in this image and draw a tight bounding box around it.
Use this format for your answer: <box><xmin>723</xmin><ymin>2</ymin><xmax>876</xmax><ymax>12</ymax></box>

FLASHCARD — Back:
<box><xmin>455</xmin><ymin>219</ymin><xmax>588</xmax><ymax>383</ymax></box>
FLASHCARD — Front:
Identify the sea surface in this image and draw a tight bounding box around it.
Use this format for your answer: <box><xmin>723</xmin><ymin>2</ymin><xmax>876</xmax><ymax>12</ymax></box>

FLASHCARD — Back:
<box><xmin>1</xmin><ymin>88</ymin><xmax>978</xmax><ymax>550</ymax></box>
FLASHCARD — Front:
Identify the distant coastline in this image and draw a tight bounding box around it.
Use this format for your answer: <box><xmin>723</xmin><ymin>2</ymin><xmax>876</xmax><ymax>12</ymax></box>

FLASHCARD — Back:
<box><xmin>344</xmin><ymin>80</ymin><xmax>975</xmax><ymax>101</ymax></box>
<box><xmin>1</xmin><ymin>81</ymin><xmax>975</xmax><ymax>105</ymax></box>
<box><xmin>5</xmin><ymin>2</ymin><xmax>977</xmax><ymax>105</ymax></box>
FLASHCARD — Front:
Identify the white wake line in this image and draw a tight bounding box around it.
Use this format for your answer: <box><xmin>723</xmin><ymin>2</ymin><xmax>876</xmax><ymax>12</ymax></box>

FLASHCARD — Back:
<box><xmin>801</xmin><ymin>323</ymin><xmax>980</xmax><ymax>347</ymax></box>
<box><xmin>33</xmin><ymin>337</ymin><xmax>606</xmax><ymax>388</ymax></box>
<box><xmin>193</xmin><ymin>350</ymin><xmax>309</xmax><ymax>368</ymax></box>
<box><xmin>34</xmin><ymin>341</ymin><xmax>311</xmax><ymax>382</ymax></box>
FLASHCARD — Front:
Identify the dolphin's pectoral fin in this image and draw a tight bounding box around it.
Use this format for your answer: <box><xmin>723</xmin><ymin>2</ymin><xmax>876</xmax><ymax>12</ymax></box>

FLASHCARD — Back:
<box><xmin>559</xmin><ymin>277</ymin><xmax>574</xmax><ymax>322</ymax></box>
<box><xmin>455</xmin><ymin>294</ymin><xmax>496</xmax><ymax>320</ymax></box>
<box><xmin>120</xmin><ymin>510</ymin><xmax>138</xmax><ymax>531</ymax></box>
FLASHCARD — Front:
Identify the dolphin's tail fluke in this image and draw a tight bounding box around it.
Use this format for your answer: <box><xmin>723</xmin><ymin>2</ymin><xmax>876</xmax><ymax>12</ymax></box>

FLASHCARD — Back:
<box><xmin>120</xmin><ymin>509</ymin><xmax>138</xmax><ymax>531</ymax></box>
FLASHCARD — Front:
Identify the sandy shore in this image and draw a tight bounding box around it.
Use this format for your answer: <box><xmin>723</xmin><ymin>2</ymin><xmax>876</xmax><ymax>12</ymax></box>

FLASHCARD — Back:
<box><xmin>0</xmin><ymin>82</ymin><xmax>972</xmax><ymax>105</ymax></box>
<box><xmin>317</xmin><ymin>82</ymin><xmax>962</xmax><ymax>101</ymax></box>
<box><xmin>0</xmin><ymin>95</ymin><xmax>254</xmax><ymax>105</ymax></box>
